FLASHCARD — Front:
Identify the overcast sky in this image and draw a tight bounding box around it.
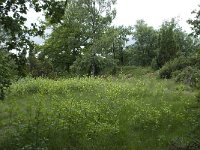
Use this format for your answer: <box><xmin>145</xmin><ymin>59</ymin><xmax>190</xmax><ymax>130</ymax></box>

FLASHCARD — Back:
<box><xmin>28</xmin><ymin>0</ymin><xmax>200</xmax><ymax>44</ymax></box>
<box><xmin>113</xmin><ymin>0</ymin><xmax>200</xmax><ymax>32</ymax></box>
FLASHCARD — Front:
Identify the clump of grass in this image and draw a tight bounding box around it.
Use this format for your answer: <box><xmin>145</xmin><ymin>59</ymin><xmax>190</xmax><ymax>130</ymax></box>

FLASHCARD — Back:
<box><xmin>0</xmin><ymin>76</ymin><xmax>197</xmax><ymax>150</ymax></box>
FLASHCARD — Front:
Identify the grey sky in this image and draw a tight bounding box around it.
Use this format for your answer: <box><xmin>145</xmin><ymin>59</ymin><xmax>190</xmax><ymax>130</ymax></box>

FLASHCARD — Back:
<box><xmin>113</xmin><ymin>0</ymin><xmax>200</xmax><ymax>32</ymax></box>
<box><xmin>26</xmin><ymin>0</ymin><xmax>200</xmax><ymax>44</ymax></box>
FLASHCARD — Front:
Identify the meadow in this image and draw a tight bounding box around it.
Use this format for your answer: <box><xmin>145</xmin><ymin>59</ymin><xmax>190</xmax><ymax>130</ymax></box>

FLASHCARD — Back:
<box><xmin>0</xmin><ymin>67</ymin><xmax>199</xmax><ymax>150</ymax></box>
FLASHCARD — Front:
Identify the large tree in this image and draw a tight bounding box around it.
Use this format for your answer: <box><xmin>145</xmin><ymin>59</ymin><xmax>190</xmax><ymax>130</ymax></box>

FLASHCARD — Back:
<box><xmin>41</xmin><ymin>0</ymin><xmax>117</xmax><ymax>76</ymax></box>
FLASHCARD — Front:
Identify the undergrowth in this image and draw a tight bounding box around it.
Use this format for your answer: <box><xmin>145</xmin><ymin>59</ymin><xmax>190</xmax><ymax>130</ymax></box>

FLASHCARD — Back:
<box><xmin>0</xmin><ymin>74</ymin><xmax>198</xmax><ymax>150</ymax></box>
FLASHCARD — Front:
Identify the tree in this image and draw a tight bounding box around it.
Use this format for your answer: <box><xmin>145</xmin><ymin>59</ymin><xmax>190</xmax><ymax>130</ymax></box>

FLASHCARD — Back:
<box><xmin>41</xmin><ymin>0</ymin><xmax>117</xmax><ymax>76</ymax></box>
<box><xmin>104</xmin><ymin>26</ymin><xmax>133</xmax><ymax>65</ymax></box>
<box><xmin>156</xmin><ymin>19</ymin><xmax>180</xmax><ymax>68</ymax></box>
<box><xmin>157</xmin><ymin>17</ymin><xmax>200</xmax><ymax>80</ymax></box>
<box><xmin>0</xmin><ymin>0</ymin><xmax>70</xmax><ymax>59</ymax></box>
<box><xmin>132</xmin><ymin>20</ymin><xmax>158</xmax><ymax>66</ymax></box>
<box><xmin>79</xmin><ymin>0</ymin><xmax>117</xmax><ymax>76</ymax></box>
<box><xmin>175</xmin><ymin>30</ymin><xmax>199</xmax><ymax>57</ymax></box>
<box><xmin>0</xmin><ymin>0</ymin><xmax>69</xmax><ymax>99</ymax></box>
<box><xmin>188</xmin><ymin>5</ymin><xmax>200</xmax><ymax>37</ymax></box>
<box><xmin>0</xmin><ymin>26</ymin><xmax>16</xmax><ymax>100</ymax></box>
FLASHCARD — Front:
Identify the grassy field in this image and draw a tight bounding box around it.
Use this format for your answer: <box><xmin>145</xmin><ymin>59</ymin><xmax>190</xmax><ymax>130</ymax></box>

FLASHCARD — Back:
<box><xmin>0</xmin><ymin>67</ymin><xmax>199</xmax><ymax>150</ymax></box>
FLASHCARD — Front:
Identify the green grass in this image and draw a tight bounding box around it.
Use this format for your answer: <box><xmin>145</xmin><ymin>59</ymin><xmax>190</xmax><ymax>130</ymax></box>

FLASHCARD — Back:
<box><xmin>0</xmin><ymin>67</ymin><xmax>198</xmax><ymax>150</ymax></box>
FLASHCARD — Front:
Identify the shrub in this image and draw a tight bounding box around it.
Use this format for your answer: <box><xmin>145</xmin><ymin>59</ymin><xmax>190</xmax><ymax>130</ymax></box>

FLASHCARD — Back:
<box><xmin>159</xmin><ymin>54</ymin><xmax>200</xmax><ymax>88</ymax></box>
<box><xmin>159</xmin><ymin>56</ymin><xmax>191</xmax><ymax>79</ymax></box>
<box><xmin>174</xmin><ymin>67</ymin><xmax>200</xmax><ymax>88</ymax></box>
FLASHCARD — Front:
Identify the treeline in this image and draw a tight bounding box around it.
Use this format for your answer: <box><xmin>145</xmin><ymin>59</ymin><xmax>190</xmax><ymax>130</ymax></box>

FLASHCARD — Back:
<box><xmin>0</xmin><ymin>0</ymin><xmax>200</xmax><ymax>100</ymax></box>
<box><xmin>129</xmin><ymin>19</ymin><xmax>200</xmax><ymax>89</ymax></box>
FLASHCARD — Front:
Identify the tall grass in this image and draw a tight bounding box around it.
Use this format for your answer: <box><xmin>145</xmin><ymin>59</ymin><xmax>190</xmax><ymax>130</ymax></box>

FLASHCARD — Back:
<box><xmin>0</xmin><ymin>75</ymin><xmax>197</xmax><ymax>150</ymax></box>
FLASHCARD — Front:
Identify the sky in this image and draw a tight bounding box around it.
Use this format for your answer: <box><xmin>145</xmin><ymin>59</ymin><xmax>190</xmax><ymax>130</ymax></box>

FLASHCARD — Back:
<box><xmin>28</xmin><ymin>0</ymin><xmax>200</xmax><ymax>44</ymax></box>
<box><xmin>113</xmin><ymin>0</ymin><xmax>200</xmax><ymax>32</ymax></box>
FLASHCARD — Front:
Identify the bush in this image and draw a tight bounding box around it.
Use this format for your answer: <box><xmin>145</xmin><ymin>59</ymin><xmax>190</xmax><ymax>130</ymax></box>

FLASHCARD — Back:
<box><xmin>158</xmin><ymin>52</ymin><xmax>200</xmax><ymax>89</ymax></box>
<box><xmin>174</xmin><ymin>67</ymin><xmax>200</xmax><ymax>88</ymax></box>
<box><xmin>159</xmin><ymin>56</ymin><xmax>191</xmax><ymax>79</ymax></box>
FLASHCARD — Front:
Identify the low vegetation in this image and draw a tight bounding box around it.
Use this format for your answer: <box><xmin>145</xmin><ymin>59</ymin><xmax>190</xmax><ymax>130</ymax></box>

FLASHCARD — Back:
<box><xmin>0</xmin><ymin>67</ymin><xmax>199</xmax><ymax>150</ymax></box>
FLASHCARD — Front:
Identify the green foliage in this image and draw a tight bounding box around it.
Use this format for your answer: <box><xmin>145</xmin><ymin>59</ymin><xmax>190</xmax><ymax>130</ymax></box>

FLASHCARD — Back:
<box><xmin>0</xmin><ymin>75</ymin><xmax>197</xmax><ymax>149</ymax></box>
<box><xmin>0</xmin><ymin>50</ymin><xmax>16</xmax><ymax>100</ymax></box>
<box><xmin>159</xmin><ymin>56</ymin><xmax>191</xmax><ymax>79</ymax></box>
<box><xmin>107</xmin><ymin>26</ymin><xmax>133</xmax><ymax>65</ymax></box>
<box><xmin>159</xmin><ymin>49</ymin><xmax>200</xmax><ymax>88</ymax></box>
<box><xmin>154</xmin><ymin>19</ymin><xmax>197</xmax><ymax>70</ymax></box>
<box><xmin>0</xmin><ymin>0</ymin><xmax>71</xmax><ymax>99</ymax></box>
<box><xmin>29</xmin><ymin>57</ymin><xmax>54</xmax><ymax>78</ymax></box>
<box><xmin>132</xmin><ymin>20</ymin><xmax>158</xmax><ymax>66</ymax></box>
<box><xmin>151</xmin><ymin>57</ymin><xmax>159</xmax><ymax>70</ymax></box>
<box><xmin>197</xmin><ymin>91</ymin><xmax>200</xmax><ymax>102</ymax></box>
<box><xmin>169</xmin><ymin>90</ymin><xmax>200</xmax><ymax>150</ymax></box>
<box><xmin>0</xmin><ymin>0</ymin><xmax>68</xmax><ymax>37</ymax></box>
<box><xmin>188</xmin><ymin>5</ymin><xmax>200</xmax><ymax>37</ymax></box>
<box><xmin>41</xmin><ymin>0</ymin><xmax>118</xmax><ymax>76</ymax></box>
<box><xmin>0</xmin><ymin>0</ymin><xmax>73</xmax><ymax>78</ymax></box>
<box><xmin>116</xmin><ymin>66</ymin><xmax>154</xmax><ymax>79</ymax></box>
<box><xmin>174</xmin><ymin>66</ymin><xmax>200</xmax><ymax>88</ymax></box>
<box><xmin>129</xmin><ymin>19</ymin><xmax>195</xmax><ymax>70</ymax></box>
<box><xmin>70</xmin><ymin>54</ymin><xmax>117</xmax><ymax>76</ymax></box>
<box><xmin>0</xmin><ymin>0</ymin><xmax>49</xmax><ymax>54</ymax></box>
<box><xmin>156</xmin><ymin>19</ymin><xmax>180</xmax><ymax>68</ymax></box>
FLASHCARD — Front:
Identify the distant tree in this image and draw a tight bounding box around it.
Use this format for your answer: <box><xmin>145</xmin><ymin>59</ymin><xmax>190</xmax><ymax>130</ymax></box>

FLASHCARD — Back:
<box><xmin>175</xmin><ymin>30</ymin><xmax>199</xmax><ymax>57</ymax></box>
<box><xmin>188</xmin><ymin>5</ymin><xmax>200</xmax><ymax>37</ymax></box>
<box><xmin>187</xmin><ymin>4</ymin><xmax>200</xmax><ymax>67</ymax></box>
<box><xmin>77</xmin><ymin>0</ymin><xmax>117</xmax><ymax>76</ymax></box>
<box><xmin>156</xmin><ymin>19</ymin><xmax>180</xmax><ymax>68</ymax></box>
<box><xmin>155</xmin><ymin>18</ymin><xmax>199</xmax><ymax>69</ymax></box>
<box><xmin>157</xmin><ymin>17</ymin><xmax>200</xmax><ymax>82</ymax></box>
<box><xmin>101</xmin><ymin>26</ymin><xmax>132</xmax><ymax>66</ymax></box>
<box><xmin>27</xmin><ymin>45</ymin><xmax>52</xmax><ymax>78</ymax></box>
<box><xmin>112</xmin><ymin>26</ymin><xmax>133</xmax><ymax>65</ymax></box>
<box><xmin>131</xmin><ymin>20</ymin><xmax>158</xmax><ymax>66</ymax></box>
